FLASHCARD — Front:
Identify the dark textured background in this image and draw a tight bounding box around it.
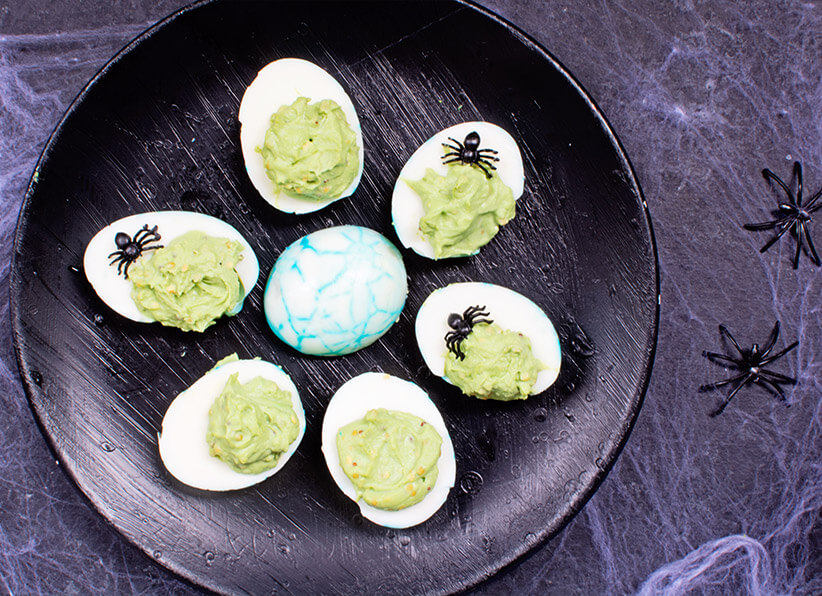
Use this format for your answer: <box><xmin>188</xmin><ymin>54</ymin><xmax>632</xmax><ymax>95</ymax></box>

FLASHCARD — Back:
<box><xmin>1</xmin><ymin>1</ymin><xmax>820</xmax><ymax>594</ymax></box>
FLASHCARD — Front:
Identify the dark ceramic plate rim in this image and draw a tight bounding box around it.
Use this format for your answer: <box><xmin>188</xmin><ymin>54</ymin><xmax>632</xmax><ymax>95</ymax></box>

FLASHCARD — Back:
<box><xmin>11</xmin><ymin>0</ymin><xmax>660</xmax><ymax>593</ymax></box>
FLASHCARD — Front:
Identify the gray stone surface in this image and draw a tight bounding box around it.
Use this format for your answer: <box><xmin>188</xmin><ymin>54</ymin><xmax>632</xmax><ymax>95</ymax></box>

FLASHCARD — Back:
<box><xmin>1</xmin><ymin>0</ymin><xmax>820</xmax><ymax>594</ymax></box>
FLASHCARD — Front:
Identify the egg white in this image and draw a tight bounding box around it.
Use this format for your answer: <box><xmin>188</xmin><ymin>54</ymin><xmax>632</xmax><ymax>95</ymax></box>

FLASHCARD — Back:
<box><xmin>263</xmin><ymin>225</ymin><xmax>408</xmax><ymax>356</ymax></box>
<box><xmin>158</xmin><ymin>358</ymin><xmax>305</xmax><ymax>492</ymax></box>
<box><xmin>239</xmin><ymin>57</ymin><xmax>364</xmax><ymax>214</ymax></box>
<box><xmin>391</xmin><ymin>121</ymin><xmax>524</xmax><ymax>259</ymax></box>
<box><xmin>83</xmin><ymin>211</ymin><xmax>259</xmax><ymax>325</ymax></box>
<box><xmin>321</xmin><ymin>372</ymin><xmax>456</xmax><ymax>528</ymax></box>
<box><xmin>416</xmin><ymin>282</ymin><xmax>561</xmax><ymax>395</ymax></box>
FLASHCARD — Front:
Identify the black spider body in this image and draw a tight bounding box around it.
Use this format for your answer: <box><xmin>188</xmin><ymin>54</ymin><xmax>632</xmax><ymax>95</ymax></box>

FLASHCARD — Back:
<box><xmin>744</xmin><ymin>161</ymin><xmax>822</xmax><ymax>268</ymax></box>
<box><xmin>700</xmin><ymin>321</ymin><xmax>798</xmax><ymax>417</ymax></box>
<box><xmin>445</xmin><ymin>305</ymin><xmax>493</xmax><ymax>360</ymax></box>
<box><xmin>108</xmin><ymin>224</ymin><xmax>163</xmax><ymax>278</ymax></box>
<box><xmin>441</xmin><ymin>132</ymin><xmax>500</xmax><ymax>178</ymax></box>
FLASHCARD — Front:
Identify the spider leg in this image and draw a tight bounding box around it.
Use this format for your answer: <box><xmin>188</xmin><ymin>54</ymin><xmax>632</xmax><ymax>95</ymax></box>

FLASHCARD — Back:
<box><xmin>444</xmin><ymin>138</ymin><xmax>464</xmax><ymax>151</ymax></box>
<box><xmin>759</xmin><ymin>340</ymin><xmax>798</xmax><ymax>366</ymax></box>
<box><xmin>793</xmin><ymin>221</ymin><xmax>804</xmax><ymax>269</ymax></box>
<box><xmin>132</xmin><ymin>225</ymin><xmax>154</xmax><ymax>245</ymax></box>
<box><xmin>758</xmin><ymin>321</ymin><xmax>781</xmax><ymax>359</ymax></box>
<box><xmin>464</xmin><ymin>306</ymin><xmax>492</xmax><ymax>326</ymax></box>
<box><xmin>805</xmin><ymin>187</ymin><xmax>822</xmax><ymax>211</ymax></box>
<box><xmin>795</xmin><ymin>161</ymin><xmax>803</xmax><ymax>204</ymax></box>
<box><xmin>108</xmin><ymin>253</ymin><xmax>124</xmax><ymax>264</ymax></box>
<box><xmin>709</xmin><ymin>372</ymin><xmax>754</xmax><ymax>417</ymax></box>
<box><xmin>699</xmin><ymin>370</ymin><xmax>750</xmax><ymax>391</ymax></box>
<box><xmin>762</xmin><ymin>167</ymin><xmax>796</xmax><ymax>204</ymax></box>
<box><xmin>474</xmin><ymin>160</ymin><xmax>493</xmax><ymax>179</ymax></box>
<box><xmin>443</xmin><ymin>155</ymin><xmax>466</xmax><ymax>165</ymax></box>
<box><xmin>477</xmin><ymin>148</ymin><xmax>499</xmax><ymax>156</ymax></box>
<box><xmin>449</xmin><ymin>338</ymin><xmax>465</xmax><ymax>360</ymax></box>
<box><xmin>117</xmin><ymin>259</ymin><xmax>128</xmax><ymax>276</ymax></box>
<box><xmin>463</xmin><ymin>305</ymin><xmax>488</xmax><ymax>317</ymax></box>
<box><xmin>753</xmin><ymin>375</ymin><xmax>789</xmax><ymax>400</ymax></box>
<box><xmin>702</xmin><ymin>351</ymin><xmax>745</xmax><ymax>369</ymax></box>
<box><xmin>758</xmin><ymin>219</ymin><xmax>795</xmax><ymax>253</ymax></box>
<box><xmin>718</xmin><ymin>324</ymin><xmax>745</xmax><ymax>356</ymax></box>
<box><xmin>478</xmin><ymin>157</ymin><xmax>499</xmax><ymax>170</ymax></box>
<box><xmin>744</xmin><ymin>218</ymin><xmax>783</xmax><ymax>231</ymax></box>
<box><xmin>140</xmin><ymin>242</ymin><xmax>164</xmax><ymax>253</ymax></box>
<box><xmin>757</xmin><ymin>369</ymin><xmax>797</xmax><ymax>385</ymax></box>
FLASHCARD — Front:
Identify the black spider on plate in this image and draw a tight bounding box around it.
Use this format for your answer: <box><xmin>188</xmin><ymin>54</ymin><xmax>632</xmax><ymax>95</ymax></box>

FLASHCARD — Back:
<box><xmin>445</xmin><ymin>305</ymin><xmax>493</xmax><ymax>360</ymax></box>
<box><xmin>699</xmin><ymin>321</ymin><xmax>798</xmax><ymax>417</ymax></box>
<box><xmin>442</xmin><ymin>132</ymin><xmax>499</xmax><ymax>178</ymax></box>
<box><xmin>108</xmin><ymin>224</ymin><xmax>163</xmax><ymax>278</ymax></box>
<box><xmin>744</xmin><ymin>161</ymin><xmax>822</xmax><ymax>269</ymax></box>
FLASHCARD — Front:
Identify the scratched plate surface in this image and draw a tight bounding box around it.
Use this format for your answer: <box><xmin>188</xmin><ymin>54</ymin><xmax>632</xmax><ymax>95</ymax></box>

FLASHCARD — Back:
<box><xmin>11</xmin><ymin>1</ymin><xmax>658</xmax><ymax>594</ymax></box>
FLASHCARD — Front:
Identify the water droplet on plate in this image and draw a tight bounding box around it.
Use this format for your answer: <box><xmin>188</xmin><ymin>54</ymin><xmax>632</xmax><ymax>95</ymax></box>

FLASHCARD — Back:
<box><xmin>204</xmin><ymin>551</ymin><xmax>215</xmax><ymax>566</ymax></box>
<box><xmin>459</xmin><ymin>471</ymin><xmax>483</xmax><ymax>495</ymax></box>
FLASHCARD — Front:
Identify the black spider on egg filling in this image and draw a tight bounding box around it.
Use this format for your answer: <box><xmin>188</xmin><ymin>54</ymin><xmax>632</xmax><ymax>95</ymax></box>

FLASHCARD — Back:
<box><xmin>699</xmin><ymin>321</ymin><xmax>798</xmax><ymax>417</ymax></box>
<box><xmin>108</xmin><ymin>224</ymin><xmax>163</xmax><ymax>278</ymax></box>
<box><xmin>441</xmin><ymin>131</ymin><xmax>500</xmax><ymax>178</ymax></box>
<box><xmin>744</xmin><ymin>161</ymin><xmax>822</xmax><ymax>269</ymax></box>
<box><xmin>445</xmin><ymin>305</ymin><xmax>493</xmax><ymax>360</ymax></box>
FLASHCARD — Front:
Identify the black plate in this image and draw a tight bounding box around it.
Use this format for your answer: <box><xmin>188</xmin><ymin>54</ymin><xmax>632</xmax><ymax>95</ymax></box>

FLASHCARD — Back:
<box><xmin>11</xmin><ymin>1</ymin><xmax>658</xmax><ymax>594</ymax></box>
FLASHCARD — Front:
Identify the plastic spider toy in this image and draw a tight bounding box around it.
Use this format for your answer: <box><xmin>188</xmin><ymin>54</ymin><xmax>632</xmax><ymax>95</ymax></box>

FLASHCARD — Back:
<box><xmin>699</xmin><ymin>321</ymin><xmax>798</xmax><ymax>417</ymax></box>
<box><xmin>445</xmin><ymin>305</ymin><xmax>493</xmax><ymax>360</ymax></box>
<box><xmin>442</xmin><ymin>131</ymin><xmax>499</xmax><ymax>178</ymax></box>
<box><xmin>744</xmin><ymin>161</ymin><xmax>821</xmax><ymax>269</ymax></box>
<box><xmin>108</xmin><ymin>224</ymin><xmax>163</xmax><ymax>278</ymax></box>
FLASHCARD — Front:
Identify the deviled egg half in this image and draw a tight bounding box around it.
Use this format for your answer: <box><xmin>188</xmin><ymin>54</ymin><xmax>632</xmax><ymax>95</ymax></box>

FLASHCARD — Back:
<box><xmin>416</xmin><ymin>282</ymin><xmax>561</xmax><ymax>401</ymax></box>
<box><xmin>83</xmin><ymin>211</ymin><xmax>259</xmax><ymax>332</ymax></box>
<box><xmin>159</xmin><ymin>356</ymin><xmax>305</xmax><ymax>491</ymax></box>
<box><xmin>239</xmin><ymin>57</ymin><xmax>364</xmax><ymax>214</ymax></box>
<box><xmin>264</xmin><ymin>225</ymin><xmax>408</xmax><ymax>356</ymax></box>
<box><xmin>392</xmin><ymin>121</ymin><xmax>524</xmax><ymax>259</ymax></box>
<box><xmin>321</xmin><ymin>372</ymin><xmax>456</xmax><ymax>528</ymax></box>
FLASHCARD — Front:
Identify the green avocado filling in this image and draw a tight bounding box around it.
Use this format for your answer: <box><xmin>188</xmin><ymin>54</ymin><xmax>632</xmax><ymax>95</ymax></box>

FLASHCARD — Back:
<box><xmin>258</xmin><ymin>96</ymin><xmax>359</xmax><ymax>201</ymax></box>
<box><xmin>445</xmin><ymin>323</ymin><xmax>543</xmax><ymax>401</ymax></box>
<box><xmin>129</xmin><ymin>231</ymin><xmax>244</xmax><ymax>332</ymax></box>
<box><xmin>206</xmin><ymin>372</ymin><xmax>300</xmax><ymax>475</ymax></box>
<box><xmin>406</xmin><ymin>163</ymin><xmax>515</xmax><ymax>258</ymax></box>
<box><xmin>337</xmin><ymin>409</ymin><xmax>442</xmax><ymax>511</ymax></box>
<box><xmin>212</xmin><ymin>353</ymin><xmax>240</xmax><ymax>368</ymax></box>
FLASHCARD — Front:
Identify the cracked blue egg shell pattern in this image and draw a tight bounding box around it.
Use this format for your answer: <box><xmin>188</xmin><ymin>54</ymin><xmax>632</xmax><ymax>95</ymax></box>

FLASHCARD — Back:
<box><xmin>263</xmin><ymin>226</ymin><xmax>408</xmax><ymax>356</ymax></box>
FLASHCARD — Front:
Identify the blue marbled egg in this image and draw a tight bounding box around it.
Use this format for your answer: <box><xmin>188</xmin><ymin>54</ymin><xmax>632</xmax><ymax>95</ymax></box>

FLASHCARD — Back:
<box><xmin>264</xmin><ymin>226</ymin><xmax>408</xmax><ymax>356</ymax></box>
